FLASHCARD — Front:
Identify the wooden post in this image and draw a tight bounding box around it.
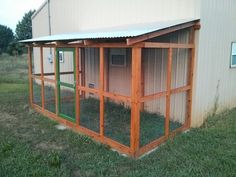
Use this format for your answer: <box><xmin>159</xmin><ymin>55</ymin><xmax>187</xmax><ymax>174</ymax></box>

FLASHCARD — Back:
<box><xmin>81</xmin><ymin>48</ymin><xmax>85</xmax><ymax>98</ymax></box>
<box><xmin>186</xmin><ymin>27</ymin><xmax>195</xmax><ymax>128</ymax></box>
<box><xmin>28</xmin><ymin>47</ymin><xmax>33</xmax><ymax>106</ymax></box>
<box><xmin>140</xmin><ymin>56</ymin><xmax>145</xmax><ymax>111</ymax></box>
<box><xmin>99</xmin><ymin>47</ymin><xmax>105</xmax><ymax>139</ymax></box>
<box><xmin>40</xmin><ymin>47</ymin><xmax>45</xmax><ymax>110</ymax></box>
<box><xmin>75</xmin><ymin>47</ymin><xmax>80</xmax><ymax>125</ymax></box>
<box><xmin>165</xmin><ymin>48</ymin><xmax>173</xmax><ymax>137</ymax></box>
<box><xmin>54</xmin><ymin>47</ymin><xmax>59</xmax><ymax>115</ymax></box>
<box><xmin>131</xmin><ymin>47</ymin><xmax>141</xmax><ymax>157</ymax></box>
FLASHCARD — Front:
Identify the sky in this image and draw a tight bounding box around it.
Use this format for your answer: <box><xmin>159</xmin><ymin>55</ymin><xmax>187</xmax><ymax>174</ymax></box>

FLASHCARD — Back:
<box><xmin>0</xmin><ymin>0</ymin><xmax>45</xmax><ymax>32</ymax></box>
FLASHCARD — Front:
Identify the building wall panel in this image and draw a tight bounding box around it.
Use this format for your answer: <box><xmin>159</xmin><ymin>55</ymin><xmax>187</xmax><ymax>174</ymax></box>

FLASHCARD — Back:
<box><xmin>191</xmin><ymin>0</ymin><xmax>236</xmax><ymax>126</ymax></box>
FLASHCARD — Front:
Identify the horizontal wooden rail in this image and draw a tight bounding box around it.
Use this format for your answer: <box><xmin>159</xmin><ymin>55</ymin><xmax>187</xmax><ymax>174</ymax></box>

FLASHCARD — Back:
<box><xmin>78</xmin><ymin>86</ymin><xmax>99</xmax><ymax>94</ymax></box>
<box><xmin>137</xmin><ymin>136</ymin><xmax>167</xmax><ymax>157</ymax></box>
<box><xmin>170</xmin><ymin>85</ymin><xmax>191</xmax><ymax>94</ymax></box>
<box><xmin>142</xmin><ymin>42</ymin><xmax>194</xmax><ymax>49</ymax></box>
<box><xmin>28</xmin><ymin>42</ymin><xmax>144</xmax><ymax>49</ymax></box>
<box><xmin>140</xmin><ymin>91</ymin><xmax>166</xmax><ymax>103</ymax></box>
<box><xmin>103</xmin><ymin>92</ymin><xmax>131</xmax><ymax>102</ymax></box>
<box><xmin>140</xmin><ymin>85</ymin><xmax>191</xmax><ymax>103</ymax></box>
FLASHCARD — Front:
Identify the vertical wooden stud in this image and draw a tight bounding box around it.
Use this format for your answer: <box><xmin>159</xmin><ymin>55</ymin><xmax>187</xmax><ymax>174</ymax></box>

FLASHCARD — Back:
<box><xmin>131</xmin><ymin>47</ymin><xmax>142</xmax><ymax>157</ymax></box>
<box><xmin>165</xmin><ymin>48</ymin><xmax>173</xmax><ymax>137</ymax></box>
<box><xmin>99</xmin><ymin>47</ymin><xmax>105</xmax><ymax>139</ymax></box>
<box><xmin>75</xmin><ymin>47</ymin><xmax>80</xmax><ymax>125</ymax></box>
<box><xmin>140</xmin><ymin>55</ymin><xmax>145</xmax><ymax>111</ymax></box>
<box><xmin>28</xmin><ymin>46</ymin><xmax>33</xmax><ymax>106</ymax></box>
<box><xmin>54</xmin><ymin>47</ymin><xmax>59</xmax><ymax>115</ymax></box>
<box><xmin>186</xmin><ymin>27</ymin><xmax>195</xmax><ymax>128</ymax></box>
<box><xmin>81</xmin><ymin>48</ymin><xmax>85</xmax><ymax>98</ymax></box>
<box><xmin>40</xmin><ymin>46</ymin><xmax>45</xmax><ymax>110</ymax></box>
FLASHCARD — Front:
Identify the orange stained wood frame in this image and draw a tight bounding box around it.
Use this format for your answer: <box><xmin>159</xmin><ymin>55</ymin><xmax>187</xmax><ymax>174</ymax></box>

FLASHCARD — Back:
<box><xmin>27</xmin><ymin>32</ymin><xmax>196</xmax><ymax>157</ymax></box>
<box><xmin>27</xmin><ymin>47</ymin><xmax>33</xmax><ymax>106</ymax></box>
<box><xmin>131</xmin><ymin>47</ymin><xmax>142</xmax><ymax>156</ymax></box>
<box><xmin>40</xmin><ymin>47</ymin><xmax>45</xmax><ymax>110</ymax></box>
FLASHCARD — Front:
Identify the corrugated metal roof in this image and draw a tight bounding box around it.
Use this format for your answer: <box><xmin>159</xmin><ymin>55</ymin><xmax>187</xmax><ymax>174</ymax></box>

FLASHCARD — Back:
<box><xmin>21</xmin><ymin>18</ymin><xmax>199</xmax><ymax>43</ymax></box>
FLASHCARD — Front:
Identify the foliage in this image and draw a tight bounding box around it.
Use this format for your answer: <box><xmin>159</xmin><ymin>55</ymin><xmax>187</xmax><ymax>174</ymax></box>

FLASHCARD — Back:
<box><xmin>15</xmin><ymin>10</ymin><xmax>35</xmax><ymax>41</ymax></box>
<box><xmin>0</xmin><ymin>25</ymin><xmax>14</xmax><ymax>54</ymax></box>
<box><xmin>7</xmin><ymin>40</ymin><xmax>24</xmax><ymax>56</ymax></box>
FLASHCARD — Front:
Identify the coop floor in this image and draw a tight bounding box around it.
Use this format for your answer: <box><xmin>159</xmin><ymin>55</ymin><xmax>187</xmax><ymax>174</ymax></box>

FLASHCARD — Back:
<box><xmin>34</xmin><ymin>85</ymin><xmax>182</xmax><ymax>147</ymax></box>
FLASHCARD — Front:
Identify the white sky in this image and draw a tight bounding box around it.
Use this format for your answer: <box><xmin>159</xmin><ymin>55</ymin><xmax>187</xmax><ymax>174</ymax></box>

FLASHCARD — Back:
<box><xmin>0</xmin><ymin>0</ymin><xmax>45</xmax><ymax>31</ymax></box>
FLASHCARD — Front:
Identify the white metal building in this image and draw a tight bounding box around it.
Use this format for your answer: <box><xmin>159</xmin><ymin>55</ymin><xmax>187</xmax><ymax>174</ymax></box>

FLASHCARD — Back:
<box><xmin>30</xmin><ymin>0</ymin><xmax>236</xmax><ymax>127</ymax></box>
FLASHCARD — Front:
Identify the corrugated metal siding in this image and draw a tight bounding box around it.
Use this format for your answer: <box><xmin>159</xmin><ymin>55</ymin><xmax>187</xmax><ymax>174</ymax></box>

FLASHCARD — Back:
<box><xmin>191</xmin><ymin>0</ymin><xmax>236</xmax><ymax>126</ymax></box>
<box><xmin>108</xmin><ymin>49</ymin><xmax>132</xmax><ymax>96</ymax></box>
<box><xmin>46</xmin><ymin>0</ymin><xmax>200</xmax><ymax>34</ymax></box>
<box><xmin>84</xmin><ymin>48</ymin><xmax>100</xmax><ymax>89</ymax></box>
<box><xmin>32</xmin><ymin>3</ymin><xmax>49</xmax><ymax>38</ymax></box>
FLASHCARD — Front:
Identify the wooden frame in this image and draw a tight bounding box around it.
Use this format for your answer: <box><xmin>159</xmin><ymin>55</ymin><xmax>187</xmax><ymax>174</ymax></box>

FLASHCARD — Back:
<box><xmin>26</xmin><ymin>25</ymin><xmax>197</xmax><ymax>158</ymax></box>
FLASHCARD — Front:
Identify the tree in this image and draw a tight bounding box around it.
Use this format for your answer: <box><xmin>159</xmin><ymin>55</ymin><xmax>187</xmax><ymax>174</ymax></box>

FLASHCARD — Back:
<box><xmin>15</xmin><ymin>10</ymin><xmax>35</xmax><ymax>41</ymax></box>
<box><xmin>7</xmin><ymin>40</ymin><xmax>24</xmax><ymax>56</ymax></box>
<box><xmin>0</xmin><ymin>25</ymin><xmax>14</xmax><ymax>55</ymax></box>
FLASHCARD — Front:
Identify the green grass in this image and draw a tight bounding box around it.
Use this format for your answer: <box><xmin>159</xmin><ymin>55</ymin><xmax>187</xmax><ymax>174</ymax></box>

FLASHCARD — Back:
<box><xmin>0</xmin><ymin>53</ymin><xmax>236</xmax><ymax>177</ymax></box>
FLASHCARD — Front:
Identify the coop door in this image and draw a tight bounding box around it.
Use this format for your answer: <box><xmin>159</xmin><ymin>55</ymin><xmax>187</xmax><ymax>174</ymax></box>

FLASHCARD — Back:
<box><xmin>56</xmin><ymin>48</ymin><xmax>76</xmax><ymax>122</ymax></box>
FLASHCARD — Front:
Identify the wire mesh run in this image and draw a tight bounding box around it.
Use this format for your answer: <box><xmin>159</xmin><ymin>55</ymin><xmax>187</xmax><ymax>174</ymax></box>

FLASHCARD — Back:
<box><xmin>44</xmin><ymin>82</ymin><xmax>56</xmax><ymax>113</ymax></box>
<box><xmin>104</xmin><ymin>98</ymin><xmax>131</xmax><ymax>146</ymax></box>
<box><xmin>79</xmin><ymin>92</ymin><xmax>100</xmax><ymax>133</ymax></box>
<box><xmin>32</xmin><ymin>78</ymin><xmax>42</xmax><ymax>107</ymax></box>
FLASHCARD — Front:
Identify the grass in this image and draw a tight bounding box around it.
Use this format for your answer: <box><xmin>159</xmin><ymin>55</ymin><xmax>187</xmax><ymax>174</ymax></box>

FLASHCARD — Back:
<box><xmin>0</xmin><ymin>53</ymin><xmax>236</xmax><ymax>177</ymax></box>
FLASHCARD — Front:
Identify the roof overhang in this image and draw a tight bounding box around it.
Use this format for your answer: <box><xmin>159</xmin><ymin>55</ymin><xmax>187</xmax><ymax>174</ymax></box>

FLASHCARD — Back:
<box><xmin>21</xmin><ymin>18</ymin><xmax>200</xmax><ymax>45</ymax></box>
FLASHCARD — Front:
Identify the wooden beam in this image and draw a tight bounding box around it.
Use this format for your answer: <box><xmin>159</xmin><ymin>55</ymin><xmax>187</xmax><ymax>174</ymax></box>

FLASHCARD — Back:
<box><xmin>142</xmin><ymin>42</ymin><xmax>194</xmax><ymax>49</ymax></box>
<box><xmin>99</xmin><ymin>47</ymin><xmax>105</xmax><ymax>139</ymax></box>
<box><xmin>29</xmin><ymin>42</ymin><xmax>143</xmax><ymax>49</ymax></box>
<box><xmin>131</xmin><ymin>47</ymin><xmax>142</xmax><ymax>157</ymax></box>
<box><xmin>165</xmin><ymin>48</ymin><xmax>173</xmax><ymax>137</ymax></box>
<box><xmin>75</xmin><ymin>47</ymin><xmax>80</xmax><ymax>125</ymax></box>
<box><xmin>40</xmin><ymin>46</ymin><xmax>45</xmax><ymax>110</ymax></box>
<box><xmin>27</xmin><ymin>47</ymin><xmax>33</xmax><ymax>106</ymax></box>
<box><xmin>186</xmin><ymin>27</ymin><xmax>196</xmax><ymax>128</ymax></box>
<box><xmin>126</xmin><ymin>21</ymin><xmax>198</xmax><ymax>45</ymax></box>
<box><xmin>140</xmin><ymin>54</ymin><xmax>144</xmax><ymax>111</ymax></box>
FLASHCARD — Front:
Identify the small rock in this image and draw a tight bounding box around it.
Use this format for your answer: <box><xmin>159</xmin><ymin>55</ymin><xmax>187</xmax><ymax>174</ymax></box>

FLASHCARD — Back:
<box><xmin>55</xmin><ymin>124</ymin><xmax>67</xmax><ymax>130</ymax></box>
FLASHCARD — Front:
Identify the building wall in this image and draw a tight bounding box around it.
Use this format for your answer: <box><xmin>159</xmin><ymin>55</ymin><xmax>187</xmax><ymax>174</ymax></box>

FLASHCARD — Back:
<box><xmin>191</xmin><ymin>0</ymin><xmax>236</xmax><ymax>126</ymax></box>
<box><xmin>33</xmin><ymin>0</ymin><xmax>200</xmax><ymax>34</ymax></box>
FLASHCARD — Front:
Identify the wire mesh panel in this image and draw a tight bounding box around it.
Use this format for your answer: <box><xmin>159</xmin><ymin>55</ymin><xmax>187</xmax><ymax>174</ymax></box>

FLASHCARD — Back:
<box><xmin>170</xmin><ymin>92</ymin><xmax>187</xmax><ymax>132</ymax></box>
<box><xmin>142</xmin><ymin>48</ymin><xmax>168</xmax><ymax>96</ymax></box>
<box><xmin>79</xmin><ymin>92</ymin><xmax>100</xmax><ymax>133</ymax></box>
<box><xmin>171</xmin><ymin>48</ymin><xmax>189</xmax><ymax>89</ymax></box>
<box><xmin>104</xmin><ymin>98</ymin><xmax>131</xmax><ymax>146</ymax></box>
<box><xmin>59</xmin><ymin>85</ymin><xmax>75</xmax><ymax>121</ymax></box>
<box><xmin>140</xmin><ymin>97</ymin><xmax>166</xmax><ymax>147</ymax></box>
<box><xmin>105</xmin><ymin>48</ymin><xmax>131</xmax><ymax>96</ymax></box>
<box><xmin>84</xmin><ymin>48</ymin><xmax>100</xmax><ymax>89</ymax></box>
<box><xmin>32</xmin><ymin>47</ymin><xmax>40</xmax><ymax>75</ymax></box>
<box><xmin>44</xmin><ymin>82</ymin><xmax>56</xmax><ymax>113</ymax></box>
<box><xmin>43</xmin><ymin>47</ymin><xmax>55</xmax><ymax>80</ymax></box>
<box><xmin>32</xmin><ymin>78</ymin><xmax>42</xmax><ymax>107</ymax></box>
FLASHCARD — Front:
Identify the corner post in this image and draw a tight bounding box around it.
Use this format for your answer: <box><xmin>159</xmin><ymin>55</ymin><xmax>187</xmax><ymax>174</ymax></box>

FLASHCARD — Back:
<box><xmin>165</xmin><ymin>48</ymin><xmax>173</xmax><ymax>137</ymax></box>
<box><xmin>27</xmin><ymin>46</ymin><xmax>33</xmax><ymax>106</ymax></box>
<box><xmin>99</xmin><ymin>47</ymin><xmax>105</xmax><ymax>140</ymax></box>
<box><xmin>131</xmin><ymin>47</ymin><xmax>141</xmax><ymax>157</ymax></box>
<box><xmin>186</xmin><ymin>27</ymin><xmax>196</xmax><ymax>128</ymax></box>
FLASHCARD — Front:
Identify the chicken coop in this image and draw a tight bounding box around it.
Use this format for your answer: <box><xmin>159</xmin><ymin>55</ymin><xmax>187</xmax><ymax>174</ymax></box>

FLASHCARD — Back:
<box><xmin>23</xmin><ymin>19</ymin><xmax>199</xmax><ymax>157</ymax></box>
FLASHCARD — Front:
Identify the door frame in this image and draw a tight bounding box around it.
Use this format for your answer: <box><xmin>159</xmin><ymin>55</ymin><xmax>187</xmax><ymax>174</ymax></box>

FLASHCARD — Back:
<box><xmin>56</xmin><ymin>47</ymin><xmax>76</xmax><ymax>122</ymax></box>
